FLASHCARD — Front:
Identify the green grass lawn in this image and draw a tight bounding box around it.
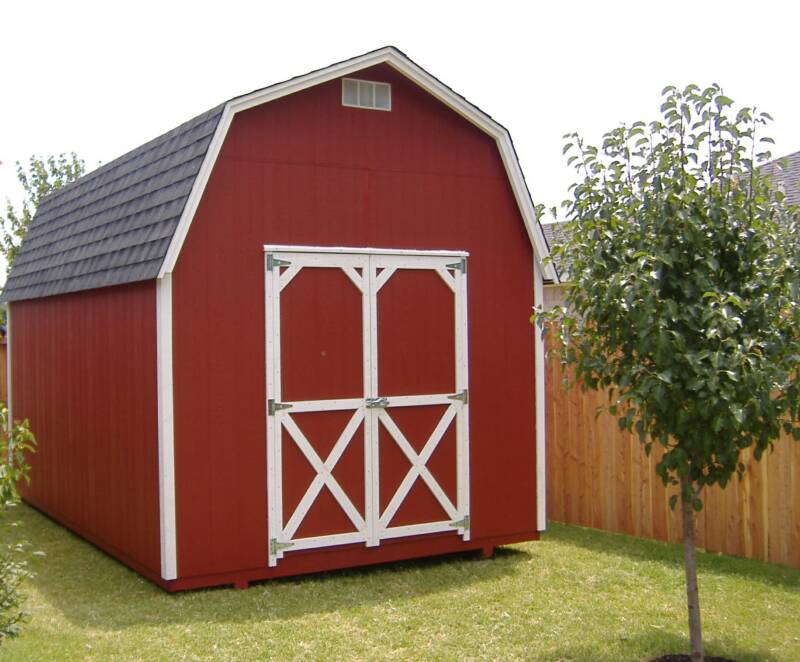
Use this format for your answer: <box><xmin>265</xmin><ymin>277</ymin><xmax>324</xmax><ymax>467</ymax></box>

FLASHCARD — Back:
<box><xmin>1</xmin><ymin>504</ymin><xmax>798</xmax><ymax>661</ymax></box>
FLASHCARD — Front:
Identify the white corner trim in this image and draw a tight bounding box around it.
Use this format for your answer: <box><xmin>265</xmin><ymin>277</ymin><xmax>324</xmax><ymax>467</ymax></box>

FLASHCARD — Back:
<box><xmin>534</xmin><ymin>259</ymin><xmax>547</xmax><ymax>531</ymax></box>
<box><xmin>157</xmin><ymin>47</ymin><xmax>556</xmax><ymax>281</ymax></box>
<box><xmin>156</xmin><ymin>274</ymin><xmax>177</xmax><ymax>580</ymax></box>
<box><xmin>5</xmin><ymin>303</ymin><xmax>11</xmax><ymax>426</ymax></box>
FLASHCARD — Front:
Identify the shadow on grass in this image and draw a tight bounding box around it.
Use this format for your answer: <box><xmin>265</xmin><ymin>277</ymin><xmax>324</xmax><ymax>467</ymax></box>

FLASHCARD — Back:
<box><xmin>551</xmin><ymin>630</ymin><xmax>781</xmax><ymax>662</ymax></box>
<box><xmin>15</xmin><ymin>504</ymin><xmax>529</xmax><ymax>631</ymax></box>
<box><xmin>541</xmin><ymin>521</ymin><xmax>800</xmax><ymax>591</ymax></box>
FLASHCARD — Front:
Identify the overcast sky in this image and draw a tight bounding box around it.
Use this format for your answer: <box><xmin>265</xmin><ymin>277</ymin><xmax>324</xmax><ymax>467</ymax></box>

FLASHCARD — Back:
<box><xmin>1</xmin><ymin>0</ymin><xmax>798</xmax><ymax>281</ymax></box>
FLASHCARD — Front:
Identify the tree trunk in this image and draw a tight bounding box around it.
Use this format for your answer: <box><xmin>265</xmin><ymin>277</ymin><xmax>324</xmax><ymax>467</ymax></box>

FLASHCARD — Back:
<box><xmin>681</xmin><ymin>476</ymin><xmax>704</xmax><ymax>661</ymax></box>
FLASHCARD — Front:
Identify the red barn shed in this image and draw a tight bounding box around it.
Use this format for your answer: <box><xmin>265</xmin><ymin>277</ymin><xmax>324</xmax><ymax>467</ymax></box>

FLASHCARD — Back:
<box><xmin>2</xmin><ymin>47</ymin><xmax>557</xmax><ymax>591</ymax></box>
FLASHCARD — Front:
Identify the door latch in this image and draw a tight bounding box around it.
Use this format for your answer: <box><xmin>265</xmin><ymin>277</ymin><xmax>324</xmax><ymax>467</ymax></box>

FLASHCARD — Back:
<box><xmin>365</xmin><ymin>397</ymin><xmax>390</xmax><ymax>408</ymax></box>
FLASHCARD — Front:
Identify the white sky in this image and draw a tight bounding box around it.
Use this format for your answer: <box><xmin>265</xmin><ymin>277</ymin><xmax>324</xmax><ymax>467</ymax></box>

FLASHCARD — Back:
<box><xmin>1</xmin><ymin>0</ymin><xmax>798</xmax><ymax>282</ymax></box>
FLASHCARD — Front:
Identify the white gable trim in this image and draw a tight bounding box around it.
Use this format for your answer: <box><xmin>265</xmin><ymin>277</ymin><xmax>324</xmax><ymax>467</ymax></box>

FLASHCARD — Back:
<box><xmin>157</xmin><ymin>47</ymin><xmax>557</xmax><ymax>281</ymax></box>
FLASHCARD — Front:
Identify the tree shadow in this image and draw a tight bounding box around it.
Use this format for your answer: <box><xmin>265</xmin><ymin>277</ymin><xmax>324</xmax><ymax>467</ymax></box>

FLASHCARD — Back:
<box><xmin>542</xmin><ymin>521</ymin><xmax>800</xmax><ymax>591</ymax></box>
<box><xmin>551</xmin><ymin>630</ymin><xmax>781</xmax><ymax>662</ymax></box>
<box><xmin>17</xmin><ymin>505</ymin><xmax>529</xmax><ymax>632</ymax></box>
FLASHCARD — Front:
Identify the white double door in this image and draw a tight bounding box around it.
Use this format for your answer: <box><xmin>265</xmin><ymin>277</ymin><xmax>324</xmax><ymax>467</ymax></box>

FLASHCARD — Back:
<box><xmin>265</xmin><ymin>247</ymin><xmax>470</xmax><ymax>566</ymax></box>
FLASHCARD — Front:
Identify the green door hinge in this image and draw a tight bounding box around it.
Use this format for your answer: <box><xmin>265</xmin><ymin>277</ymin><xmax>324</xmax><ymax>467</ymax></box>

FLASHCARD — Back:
<box><xmin>446</xmin><ymin>258</ymin><xmax>466</xmax><ymax>274</ymax></box>
<box><xmin>270</xmin><ymin>538</ymin><xmax>295</xmax><ymax>556</ymax></box>
<box><xmin>450</xmin><ymin>515</ymin><xmax>470</xmax><ymax>531</ymax></box>
<box><xmin>268</xmin><ymin>399</ymin><xmax>293</xmax><ymax>416</ymax></box>
<box><xmin>448</xmin><ymin>389</ymin><xmax>469</xmax><ymax>405</ymax></box>
<box><xmin>266</xmin><ymin>254</ymin><xmax>292</xmax><ymax>271</ymax></box>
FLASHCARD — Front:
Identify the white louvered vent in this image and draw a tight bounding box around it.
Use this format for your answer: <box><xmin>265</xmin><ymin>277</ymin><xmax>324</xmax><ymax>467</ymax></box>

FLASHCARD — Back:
<box><xmin>342</xmin><ymin>78</ymin><xmax>391</xmax><ymax>111</ymax></box>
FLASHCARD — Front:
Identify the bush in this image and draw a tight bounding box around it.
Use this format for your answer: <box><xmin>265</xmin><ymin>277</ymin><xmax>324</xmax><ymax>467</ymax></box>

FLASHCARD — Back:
<box><xmin>0</xmin><ymin>404</ymin><xmax>36</xmax><ymax>644</ymax></box>
<box><xmin>0</xmin><ymin>536</ymin><xmax>30</xmax><ymax>641</ymax></box>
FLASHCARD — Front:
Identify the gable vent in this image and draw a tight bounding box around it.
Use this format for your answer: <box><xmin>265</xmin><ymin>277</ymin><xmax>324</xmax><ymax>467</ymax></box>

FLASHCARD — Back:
<box><xmin>342</xmin><ymin>78</ymin><xmax>391</xmax><ymax>111</ymax></box>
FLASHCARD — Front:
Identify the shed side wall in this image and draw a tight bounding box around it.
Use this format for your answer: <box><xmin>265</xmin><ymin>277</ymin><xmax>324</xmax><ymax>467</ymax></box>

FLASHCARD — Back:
<box><xmin>172</xmin><ymin>63</ymin><xmax>537</xmax><ymax>579</ymax></box>
<box><xmin>12</xmin><ymin>281</ymin><xmax>161</xmax><ymax>574</ymax></box>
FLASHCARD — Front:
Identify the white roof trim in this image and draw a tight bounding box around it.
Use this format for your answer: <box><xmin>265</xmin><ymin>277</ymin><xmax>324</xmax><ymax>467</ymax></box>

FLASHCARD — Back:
<box><xmin>158</xmin><ymin>47</ymin><xmax>557</xmax><ymax>282</ymax></box>
<box><xmin>263</xmin><ymin>244</ymin><xmax>468</xmax><ymax>258</ymax></box>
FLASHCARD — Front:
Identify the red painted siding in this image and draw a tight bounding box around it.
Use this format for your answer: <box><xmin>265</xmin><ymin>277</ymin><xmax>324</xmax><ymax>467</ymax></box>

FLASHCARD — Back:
<box><xmin>172</xmin><ymin>63</ymin><xmax>537</xmax><ymax>580</ymax></box>
<box><xmin>11</xmin><ymin>281</ymin><xmax>161</xmax><ymax>575</ymax></box>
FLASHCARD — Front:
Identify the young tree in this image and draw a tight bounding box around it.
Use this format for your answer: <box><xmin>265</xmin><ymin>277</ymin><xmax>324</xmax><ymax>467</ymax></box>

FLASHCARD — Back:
<box><xmin>1</xmin><ymin>153</ymin><xmax>85</xmax><ymax>273</ymax></box>
<box><xmin>537</xmin><ymin>85</ymin><xmax>800</xmax><ymax>661</ymax></box>
<box><xmin>0</xmin><ymin>405</ymin><xmax>36</xmax><ymax>644</ymax></box>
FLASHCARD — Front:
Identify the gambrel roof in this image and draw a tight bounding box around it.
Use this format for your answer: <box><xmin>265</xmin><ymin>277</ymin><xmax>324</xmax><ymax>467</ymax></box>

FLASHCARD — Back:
<box><xmin>2</xmin><ymin>107</ymin><xmax>224</xmax><ymax>302</ymax></box>
<box><xmin>2</xmin><ymin>47</ymin><xmax>556</xmax><ymax>302</ymax></box>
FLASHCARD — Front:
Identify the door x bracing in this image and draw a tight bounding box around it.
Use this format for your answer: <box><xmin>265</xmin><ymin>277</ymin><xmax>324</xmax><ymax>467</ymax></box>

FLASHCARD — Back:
<box><xmin>265</xmin><ymin>247</ymin><xmax>470</xmax><ymax>567</ymax></box>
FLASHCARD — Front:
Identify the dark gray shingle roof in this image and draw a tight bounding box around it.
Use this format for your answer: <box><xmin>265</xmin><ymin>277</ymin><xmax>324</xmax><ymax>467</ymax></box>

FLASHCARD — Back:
<box><xmin>542</xmin><ymin>221</ymin><xmax>569</xmax><ymax>279</ymax></box>
<box><xmin>1</xmin><ymin>104</ymin><xmax>224</xmax><ymax>302</ymax></box>
<box><xmin>761</xmin><ymin>149</ymin><xmax>800</xmax><ymax>208</ymax></box>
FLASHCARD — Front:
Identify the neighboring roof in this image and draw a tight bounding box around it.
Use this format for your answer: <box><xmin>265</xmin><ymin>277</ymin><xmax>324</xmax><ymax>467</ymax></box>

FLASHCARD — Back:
<box><xmin>542</xmin><ymin>149</ymin><xmax>800</xmax><ymax>285</ymax></box>
<box><xmin>542</xmin><ymin>221</ymin><xmax>569</xmax><ymax>280</ymax></box>
<box><xmin>3</xmin><ymin>46</ymin><xmax>555</xmax><ymax>303</ymax></box>
<box><xmin>761</xmin><ymin>149</ymin><xmax>800</xmax><ymax>208</ymax></box>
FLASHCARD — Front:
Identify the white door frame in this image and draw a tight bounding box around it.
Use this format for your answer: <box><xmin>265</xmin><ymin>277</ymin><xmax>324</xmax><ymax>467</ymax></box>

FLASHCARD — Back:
<box><xmin>264</xmin><ymin>246</ymin><xmax>470</xmax><ymax>566</ymax></box>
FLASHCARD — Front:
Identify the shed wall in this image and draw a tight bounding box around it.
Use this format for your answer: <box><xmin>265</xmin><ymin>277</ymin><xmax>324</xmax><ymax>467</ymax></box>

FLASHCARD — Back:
<box><xmin>172</xmin><ymin>63</ymin><xmax>538</xmax><ymax>580</ymax></box>
<box><xmin>11</xmin><ymin>281</ymin><xmax>161</xmax><ymax>575</ymax></box>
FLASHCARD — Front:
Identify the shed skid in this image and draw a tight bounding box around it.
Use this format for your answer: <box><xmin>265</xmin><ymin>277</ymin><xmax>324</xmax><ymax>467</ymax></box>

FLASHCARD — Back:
<box><xmin>158</xmin><ymin>531</ymin><xmax>539</xmax><ymax>592</ymax></box>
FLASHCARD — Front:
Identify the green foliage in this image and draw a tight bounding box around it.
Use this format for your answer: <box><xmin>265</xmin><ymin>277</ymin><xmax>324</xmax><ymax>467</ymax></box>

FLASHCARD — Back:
<box><xmin>538</xmin><ymin>84</ymin><xmax>800</xmax><ymax>503</ymax></box>
<box><xmin>0</xmin><ymin>407</ymin><xmax>36</xmax><ymax>509</ymax></box>
<box><xmin>0</xmin><ymin>404</ymin><xmax>37</xmax><ymax>644</ymax></box>
<box><xmin>1</xmin><ymin>153</ymin><xmax>85</xmax><ymax>273</ymax></box>
<box><xmin>0</xmin><ymin>539</ymin><xmax>29</xmax><ymax>642</ymax></box>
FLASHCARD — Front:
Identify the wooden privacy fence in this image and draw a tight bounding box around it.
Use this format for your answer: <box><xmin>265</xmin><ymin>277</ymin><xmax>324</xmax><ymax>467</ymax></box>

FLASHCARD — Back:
<box><xmin>546</xmin><ymin>341</ymin><xmax>800</xmax><ymax>569</ymax></box>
